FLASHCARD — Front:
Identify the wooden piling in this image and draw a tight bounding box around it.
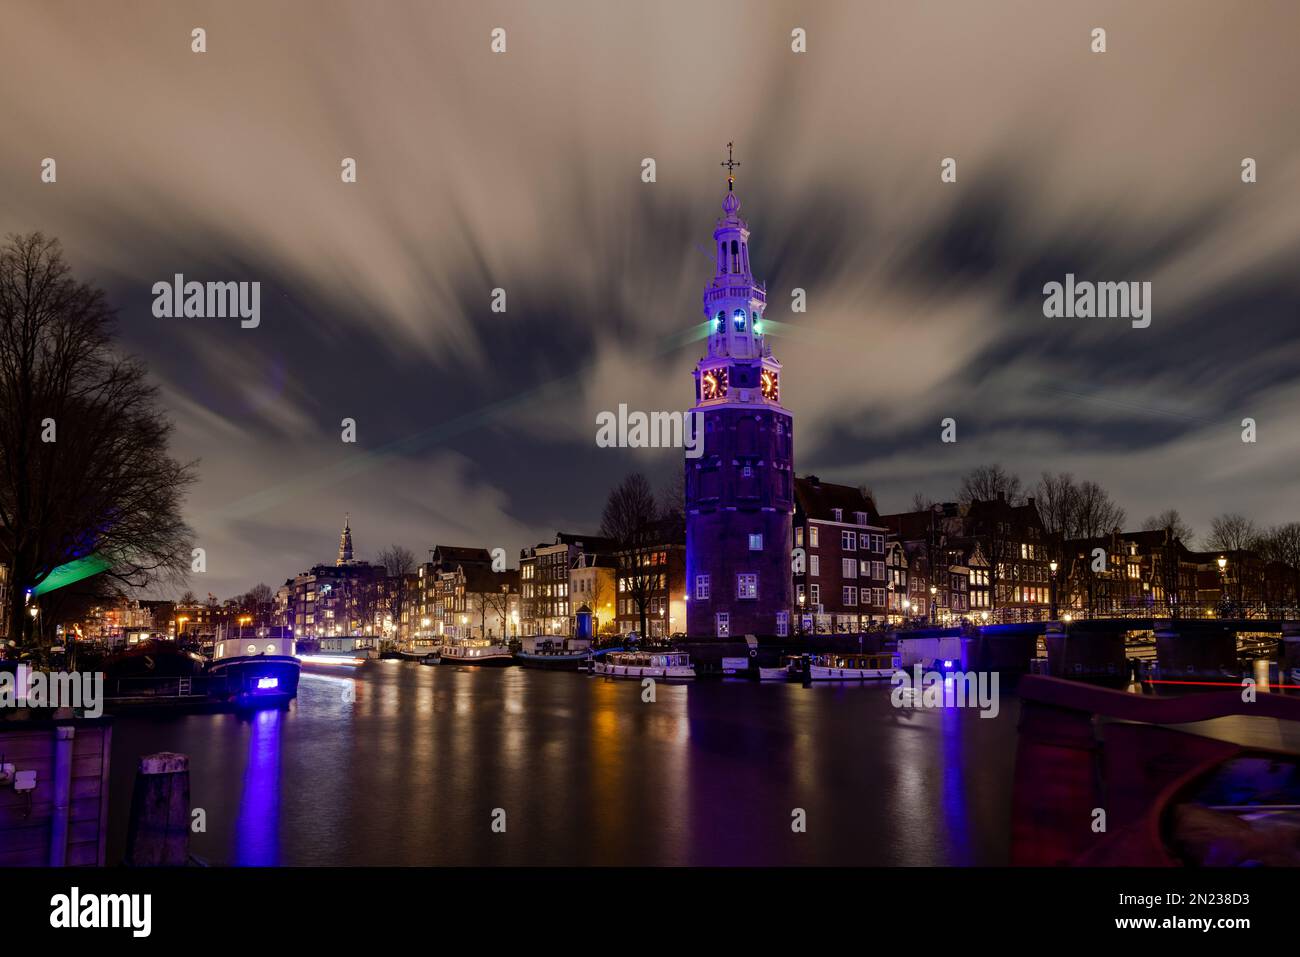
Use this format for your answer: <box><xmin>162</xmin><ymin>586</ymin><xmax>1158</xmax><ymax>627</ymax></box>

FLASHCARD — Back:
<box><xmin>124</xmin><ymin>751</ymin><xmax>190</xmax><ymax>866</ymax></box>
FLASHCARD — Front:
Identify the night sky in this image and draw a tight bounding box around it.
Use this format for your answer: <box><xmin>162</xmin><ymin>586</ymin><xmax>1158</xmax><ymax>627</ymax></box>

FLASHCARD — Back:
<box><xmin>2</xmin><ymin>1</ymin><xmax>1298</xmax><ymax>598</ymax></box>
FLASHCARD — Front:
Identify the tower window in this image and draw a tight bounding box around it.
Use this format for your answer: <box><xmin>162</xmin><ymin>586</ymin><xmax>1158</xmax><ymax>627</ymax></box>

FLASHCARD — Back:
<box><xmin>733</xmin><ymin>308</ymin><xmax>746</xmax><ymax>330</ymax></box>
<box><xmin>730</xmin><ymin>239</ymin><xmax>739</xmax><ymax>273</ymax></box>
<box><xmin>714</xmin><ymin>310</ymin><xmax>725</xmax><ymax>331</ymax></box>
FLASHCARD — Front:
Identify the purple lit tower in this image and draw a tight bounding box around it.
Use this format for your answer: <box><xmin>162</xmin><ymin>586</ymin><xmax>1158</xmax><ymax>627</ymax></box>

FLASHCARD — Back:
<box><xmin>685</xmin><ymin>154</ymin><xmax>793</xmax><ymax>639</ymax></box>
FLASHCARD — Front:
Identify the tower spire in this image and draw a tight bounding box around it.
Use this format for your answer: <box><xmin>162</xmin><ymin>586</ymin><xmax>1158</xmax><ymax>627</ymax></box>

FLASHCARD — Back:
<box><xmin>337</xmin><ymin>513</ymin><xmax>354</xmax><ymax>565</ymax></box>
<box><xmin>720</xmin><ymin>141</ymin><xmax>740</xmax><ymax>192</ymax></box>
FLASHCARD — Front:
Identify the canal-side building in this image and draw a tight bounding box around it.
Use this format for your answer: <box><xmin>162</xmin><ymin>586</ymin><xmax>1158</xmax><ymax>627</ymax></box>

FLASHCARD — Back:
<box><xmin>1062</xmin><ymin>529</ymin><xmax>1199</xmax><ymax>618</ymax></box>
<box><xmin>685</xmin><ymin>167</ymin><xmax>794</xmax><ymax>639</ymax></box>
<box><xmin>415</xmin><ymin>545</ymin><xmax>496</xmax><ymax>639</ymax></box>
<box><xmin>613</xmin><ymin>519</ymin><xmax>686</xmax><ymax>639</ymax></box>
<box><xmin>519</xmin><ymin>533</ymin><xmax>616</xmax><ymax>636</ymax></box>
<box><xmin>792</xmin><ymin>476</ymin><xmax>888</xmax><ymax>633</ymax></box>
<box><xmin>569</xmin><ymin>553</ymin><xmax>617</xmax><ymax>635</ymax></box>
<box><xmin>286</xmin><ymin>517</ymin><xmax>385</xmax><ymax>638</ymax></box>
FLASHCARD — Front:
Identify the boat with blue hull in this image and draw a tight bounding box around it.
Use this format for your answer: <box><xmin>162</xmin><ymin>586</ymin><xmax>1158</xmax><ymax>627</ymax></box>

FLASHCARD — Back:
<box><xmin>208</xmin><ymin>628</ymin><xmax>301</xmax><ymax>705</ymax></box>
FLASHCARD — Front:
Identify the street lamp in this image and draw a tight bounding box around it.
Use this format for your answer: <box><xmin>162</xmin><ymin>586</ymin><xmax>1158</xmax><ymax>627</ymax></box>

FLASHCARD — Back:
<box><xmin>1049</xmin><ymin>560</ymin><xmax>1059</xmax><ymax>621</ymax></box>
<box><xmin>929</xmin><ymin>585</ymin><xmax>937</xmax><ymax>625</ymax></box>
<box><xmin>1216</xmin><ymin>555</ymin><xmax>1229</xmax><ymax>617</ymax></box>
<box><xmin>798</xmin><ymin>592</ymin><xmax>806</xmax><ymax>637</ymax></box>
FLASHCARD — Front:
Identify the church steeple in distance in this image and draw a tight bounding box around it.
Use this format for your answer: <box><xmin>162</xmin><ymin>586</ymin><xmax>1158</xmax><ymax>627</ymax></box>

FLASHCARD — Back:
<box><xmin>685</xmin><ymin>146</ymin><xmax>794</xmax><ymax>640</ymax></box>
<box><xmin>337</xmin><ymin>513</ymin><xmax>355</xmax><ymax>566</ymax></box>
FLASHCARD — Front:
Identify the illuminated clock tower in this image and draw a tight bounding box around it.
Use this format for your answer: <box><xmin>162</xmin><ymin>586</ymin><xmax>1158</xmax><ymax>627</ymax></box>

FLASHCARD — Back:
<box><xmin>685</xmin><ymin>147</ymin><xmax>794</xmax><ymax>639</ymax></box>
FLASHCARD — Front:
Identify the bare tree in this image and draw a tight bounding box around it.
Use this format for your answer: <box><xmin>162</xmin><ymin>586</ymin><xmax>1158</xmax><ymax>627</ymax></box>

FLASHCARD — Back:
<box><xmin>659</xmin><ymin>470</ymin><xmax>685</xmax><ymax>527</ymax></box>
<box><xmin>1260</xmin><ymin>523</ymin><xmax>1300</xmax><ymax>610</ymax></box>
<box><xmin>375</xmin><ymin>545</ymin><xmax>416</xmax><ymax>643</ymax></box>
<box><xmin>1070</xmin><ymin>480</ymin><xmax>1127</xmax><ymax>615</ymax></box>
<box><xmin>1206</xmin><ymin>513</ymin><xmax>1259</xmax><ymax>553</ymax></box>
<box><xmin>1206</xmin><ymin>513</ymin><xmax>1260</xmax><ymax>607</ymax></box>
<box><xmin>0</xmin><ymin>233</ymin><xmax>195</xmax><ymax>645</ymax></box>
<box><xmin>600</xmin><ymin>472</ymin><xmax>661</xmax><ymax>640</ymax></box>
<box><xmin>1034</xmin><ymin>471</ymin><xmax>1079</xmax><ymax>568</ymax></box>
<box><xmin>240</xmin><ymin>582</ymin><xmax>273</xmax><ymax>606</ymax></box>
<box><xmin>957</xmin><ymin>465</ymin><xmax>1024</xmax><ymax>617</ymax></box>
<box><xmin>958</xmin><ymin>464</ymin><xmax>1023</xmax><ymax>508</ymax></box>
<box><xmin>909</xmin><ymin>491</ymin><xmax>936</xmax><ymax>512</ymax></box>
<box><xmin>1142</xmin><ymin>509</ymin><xmax>1193</xmax><ymax>545</ymax></box>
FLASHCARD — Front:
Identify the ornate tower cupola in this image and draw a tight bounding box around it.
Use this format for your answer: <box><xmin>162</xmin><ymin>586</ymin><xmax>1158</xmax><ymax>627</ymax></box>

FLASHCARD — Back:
<box><xmin>337</xmin><ymin>514</ymin><xmax>355</xmax><ymax>566</ymax></box>
<box><xmin>685</xmin><ymin>145</ymin><xmax>794</xmax><ymax>640</ymax></box>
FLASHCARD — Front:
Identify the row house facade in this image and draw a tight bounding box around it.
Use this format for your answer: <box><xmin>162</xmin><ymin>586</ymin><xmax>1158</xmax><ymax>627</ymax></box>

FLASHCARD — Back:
<box><xmin>615</xmin><ymin>522</ymin><xmax>686</xmax><ymax>639</ymax></box>
<box><xmin>415</xmin><ymin>545</ymin><xmax>496</xmax><ymax>642</ymax></box>
<box><xmin>519</xmin><ymin>533</ymin><xmax>616</xmax><ymax>636</ymax></box>
<box><xmin>962</xmin><ymin>496</ymin><xmax>1052</xmax><ymax>620</ymax></box>
<box><xmin>1062</xmin><ymin>529</ymin><xmax>1199</xmax><ymax>618</ymax></box>
<box><xmin>569</xmin><ymin>553</ymin><xmax>617</xmax><ymax>635</ymax></box>
<box><xmin>885</xmin><ymin>498</ymin><xmax>1036</xmax><ymax>623</ymax></box>
<box><xmin>791</xmin><ymin>476</ymin><xmax>889</xmax><ymax>634</ymax></box>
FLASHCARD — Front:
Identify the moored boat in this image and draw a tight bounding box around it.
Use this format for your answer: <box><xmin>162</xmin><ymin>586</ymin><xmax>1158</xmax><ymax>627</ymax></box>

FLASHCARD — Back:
<box><xmin>439</xmin><ymin>639</ymin><xmax>515</xmax><ymax>666</ymax></box>
<box><xmin>801</xmin><ymin>651</ymin><xmax>898</xmax><ymax>681</ymax></box>
<box><xmin>759</xmin><ymin>657</ymin><xmax>799</xmax><ymax>681</ymax></box>
<box><xmin>208</xmin><ymin>628</ymin><xmax>300</xmax><ymax>705</ymax></box>
<box><xmin>298</xmin><ymin>636</ymin><xmax>378</xmax><ymax>671</ymax></box>
<box><xmin>515</xmin><ymin>636</ymin><xmax>592</xmax><ymax>670</ymax></box>
<box><xmin>593</xmin><ymin>650</ymin><xmax>694</xmax><ymax>680</ymax></box>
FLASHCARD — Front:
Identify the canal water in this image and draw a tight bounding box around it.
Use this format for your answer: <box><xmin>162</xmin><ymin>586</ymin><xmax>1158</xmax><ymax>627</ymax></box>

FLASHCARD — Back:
<box><xmin>107</xmin><ymin>664</ymin><xmax>1021</xmax><ymax>866</ymax></box>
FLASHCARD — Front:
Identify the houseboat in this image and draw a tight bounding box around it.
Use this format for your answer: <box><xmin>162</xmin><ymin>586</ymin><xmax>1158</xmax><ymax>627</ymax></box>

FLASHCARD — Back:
<box><xmin>759</xmin><ymin>656</ymin><xmax>802</xmax><ymax>681</ymax></box>
<box><xmin>439</xmin><ymin>639</ymin><xmax>515</xmax><ymax>666</ymax></box>
<box><xmin>208</xmin><ymin>627</ymin><xmax>300</xmax><ymax>705</ymax></box>
<box><xmin>593</xmin><ymin>650</ymin><xmax>695</xmax><ymax>680</ymax></box>
<box><xmin>516</xmin><ymin>636</ymin><xmax>592</xmax><ymax>670</ymax></box>
<box><xmin>795</xmin><ymin>651</ymin><xmax>898</xmax><ymax>682</ymax></box>
<box><xmin>297</xmin><ymin>636</ymin><xmax>378</xmax><ymax>671</ymax></box>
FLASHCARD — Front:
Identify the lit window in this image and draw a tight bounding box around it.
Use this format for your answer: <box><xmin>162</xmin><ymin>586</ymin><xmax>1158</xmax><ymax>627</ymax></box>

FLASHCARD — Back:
<box><xmin>736</xmin><ymin>574</ymin><xmax>758</xmax><ymax>600</ymax></box>
<box><xmin>733</xmin><ymin>308</ymin><xmax>746</xmax><ymax>330</ymax></box>
<box><xmin>749</xmin><ymin>533</ymin><xmax>763</xmax><ymax>551</ymax></box>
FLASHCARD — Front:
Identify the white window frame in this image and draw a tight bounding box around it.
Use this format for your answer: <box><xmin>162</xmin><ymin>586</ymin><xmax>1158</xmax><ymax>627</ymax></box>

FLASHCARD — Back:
<box><xmin>694</xmin><ymin>574</ymin><xmax>710</xmax><ymax>600</ymax></box>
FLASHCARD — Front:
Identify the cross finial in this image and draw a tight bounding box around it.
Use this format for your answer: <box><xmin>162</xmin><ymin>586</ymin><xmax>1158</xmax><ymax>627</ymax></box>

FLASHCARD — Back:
<box><xmin>720</xmin><ymin>141</ymin><xmax>740</xmax><ymax>191</ymax></box>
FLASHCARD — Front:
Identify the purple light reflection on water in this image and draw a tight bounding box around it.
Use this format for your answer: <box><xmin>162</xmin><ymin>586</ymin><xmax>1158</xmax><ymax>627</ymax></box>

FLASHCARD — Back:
<box><xmin>235</xmin><ymin>707</ymin><xmax>282</xmax><ymax>866</ymax></box>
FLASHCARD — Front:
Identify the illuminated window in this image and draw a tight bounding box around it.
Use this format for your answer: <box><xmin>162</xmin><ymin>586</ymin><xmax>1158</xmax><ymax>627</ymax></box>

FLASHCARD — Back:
<box><xmin>733</xmin><ymin>308</ymin><xmax>746</xmax><ymax>330</ymax></box>
<box><xmin>736</xmin><ymin>574</ymin><xmax>758</xmax><ymax>600</ymax></box>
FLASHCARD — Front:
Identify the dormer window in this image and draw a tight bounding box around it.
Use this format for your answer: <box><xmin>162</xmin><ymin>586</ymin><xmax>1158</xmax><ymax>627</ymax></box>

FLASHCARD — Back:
<box><xmin>733</xmin><ymin>308</ymin><xmax>746</xmax><ymax>331</ymax></box>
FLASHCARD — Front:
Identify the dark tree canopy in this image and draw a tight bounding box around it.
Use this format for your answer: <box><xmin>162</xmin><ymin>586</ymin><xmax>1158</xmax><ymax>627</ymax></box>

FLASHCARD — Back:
<box><xmin>0</xmin><ymin>233</ymin><xmax>195</xmax><ymax>644</ymax></box>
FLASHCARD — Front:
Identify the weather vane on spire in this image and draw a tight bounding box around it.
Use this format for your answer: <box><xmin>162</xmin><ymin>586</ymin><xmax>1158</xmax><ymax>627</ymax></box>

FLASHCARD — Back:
<box><xmin>721</xmin><ymin>142</ymin><xmax>740</xmax><ymax>191</ymax></box>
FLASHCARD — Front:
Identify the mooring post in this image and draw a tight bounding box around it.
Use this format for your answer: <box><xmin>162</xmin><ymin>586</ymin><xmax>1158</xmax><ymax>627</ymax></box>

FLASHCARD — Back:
<box><xmin>124</xmin><ymin>751</ymin><xmax>191</xmax><ymax>866</ymax></box>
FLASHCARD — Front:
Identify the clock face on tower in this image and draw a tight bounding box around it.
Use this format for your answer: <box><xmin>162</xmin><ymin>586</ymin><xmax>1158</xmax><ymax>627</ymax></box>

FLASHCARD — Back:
<box><xmin>760</xmin><ymin>369</ymin><xmax>779</xmax><ymax>402</ymax></box>
<box><xmin>701</xmin><ymin>367</ymin><xmax>729</xmax><ymax>400</ymax></box>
